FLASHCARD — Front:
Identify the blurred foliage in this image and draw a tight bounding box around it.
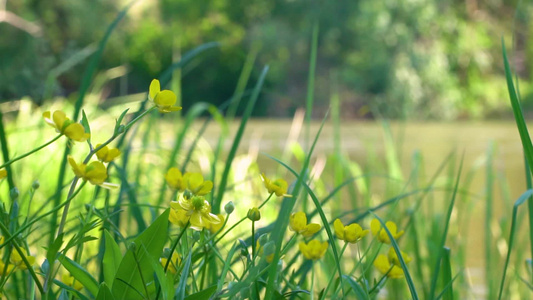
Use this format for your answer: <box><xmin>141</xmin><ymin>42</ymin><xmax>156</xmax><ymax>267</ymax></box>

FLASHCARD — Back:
<box><xmin>1</xmin><ymin>0</ymin><xmax>532</xmax><ymax>119</ymax></box>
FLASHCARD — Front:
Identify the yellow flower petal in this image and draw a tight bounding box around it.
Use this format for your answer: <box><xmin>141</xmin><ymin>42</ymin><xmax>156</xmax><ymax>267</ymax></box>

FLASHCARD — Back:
<box><xmin>165</xmin><ymin>168</ymin><xmax>185</xmax><ymax>191</ymax></box>
<box><xmin>0</xmin><ymin>169</ymin><xmax>7</xmax><ymax>180</ymax></box>
<box><xmin>302</xmin><ymin>223</ymin><xmax>321</xmax><ymax>238</ymax></box>
<box><xmin>154</xmin><ymin>90</ymin><xmax>177</xmax><ymax>106</ymax></box>
<box><xmin>64</xmin><ymin>123</ymin><xmax>90</xmax><ymax>142</ymax></box>
<box><xmin>149</xmin><ymin>79</ymin><xmax>161</xmax><ymax>101</ymax></box>
<box><xmin>53</xmin><ymin>110</ymin><xmax>67</xmax><ymax>131</ymax></box>
<box><xmin>334</xmin><ymin>219</ymin><xmax>345</xmax><ymax>240</ymax></box>
<box><xmin>289</xmin><ymin>212</ymin><xmax>307</xmax><ymax>233</ymax></box>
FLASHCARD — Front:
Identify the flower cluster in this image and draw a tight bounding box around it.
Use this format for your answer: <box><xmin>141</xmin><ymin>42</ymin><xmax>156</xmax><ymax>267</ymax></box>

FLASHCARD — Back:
<box><xmin>166</xmin><ymin>169</ymin><xmax>221</xmax><ymax>231</ymax></box>
<box><xmin>370</xmin><ymin>218</ymin><xmax>411</xmax><ymax>279</ymax></box>
<box><xmin>68</xmin><ymin>156</ymin><xmax>118</xmax><ymax>189</ymax></box>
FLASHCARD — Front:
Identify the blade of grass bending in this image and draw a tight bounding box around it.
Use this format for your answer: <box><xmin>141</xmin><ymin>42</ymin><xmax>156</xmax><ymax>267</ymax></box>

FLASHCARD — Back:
<box><xmin>525</xmin><ymin>154</ymin><xmax>533</xmax><ymax>284</ymax></box>
<box><xmin>435</xmin><ymin>272</ymin><xmax>462</xmax><ymax>300</ymax></box>
<box><xmin>428</xmin><ymin>154</ymin><xmax>464</xmax><ymax>299</ymax></box>
<box><xmin>372</xmin><ymin>214</ymin><xmax>419</xmax><ymax>300</ymax></box>
<box><xmin>48</xmin><ymin>1</ymin><xmax>135</xmax><ymax>246</ymax></box>
<box><xmin>213</xmin><ymin>66</ymin><xmax>269</xmax><ymax>213</ymax></box>
<box><xmin>264</xmin><ymin>111</ymin><xmax>333</xmax><ymax>300</ymax></box>
<box><xmin>498</xmin><ymin>189</ymin><xmax>533</xmax><ymax>300</ymax></box>
<box><xmin>227</xmin><ymin>42</ymin><xmax>260</xmax><ymax>120</ymax></box>
<box><xmin>485</xmin><ymin>143</ymin><xmax>495</xmax><ymax>299</ymax></box>
<box><xmin>502</xmin><ymin>39</ymin><xmax>533</xmax><ymax>171</ymax></box>
<box><xmin>342</xmin><ymin>275</ymin><xmax>368</xmax><ymax>300</ymax></box>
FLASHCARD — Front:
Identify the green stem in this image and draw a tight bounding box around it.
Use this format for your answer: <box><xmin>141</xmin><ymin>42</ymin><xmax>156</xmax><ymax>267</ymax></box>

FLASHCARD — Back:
<box><xmin>310</xmin><ymin>261</ymin><xmax>315</xmax><ymax>300</ymax></box>
<box><xmin>164</xmin><ymin>222</ymin><xmax>189</xmax><ymax>273</ymax></box>
<box><xmin>322</xmin><ymin>242</ymin><xmax>348</xmax><ymax>299</ymax></box>
<box><xmin>215</xmin><ymin>193</ymin><xmax>273</xmax><ymax>245</ymax></box>
<box><xmin>0</xmin><ymin>134</ymin><xmax>63</xmax><ymax>169</ymax></box>
<box><xmin>0</xmin><ymin>222</ymin><xmax>44</xmax><ymax>295</ymax></box>
<box><xmin>56</xmin><ymin>177</ymin><xmax>81</xmax><ymax>237</ymax></box>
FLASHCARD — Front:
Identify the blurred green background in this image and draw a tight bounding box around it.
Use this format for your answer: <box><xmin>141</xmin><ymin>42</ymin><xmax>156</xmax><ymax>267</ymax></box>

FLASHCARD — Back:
<box><xmin>1</xmin><ymin>0</ymin><xmax>532</xmax><ymax>119</ymax></box>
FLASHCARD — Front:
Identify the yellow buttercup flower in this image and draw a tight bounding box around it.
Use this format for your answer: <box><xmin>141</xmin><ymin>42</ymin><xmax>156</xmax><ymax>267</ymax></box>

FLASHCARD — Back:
<box><xmin>43</xmin><ymin>110</ymin><xmax>90</xmax><ymax>142</ymax></box>
<box><xmin>149</xmin><ymin>79</ymin><xmax>182</xmax><ymax>113</ymax></box>
<box><xmin>68</xmin><ymin>156</ymin><xmax>118</xmax><ymax>189</ymax></box>
<box><xmin>183</xmin><ymin>173</ymin><xmax>213</xmax><ymax>196</ymax></box>
<box><xmin>95</xmin><ymin>144</ymin><xmax>121</xmax><ymax>163</ymax></box>
<box><xmin>170</xmin><ymin>194</ymin><xmax>221</xmax><ymax>230</ymax></box>
<box><xmin>374</xmin><ymin>249</ymin><xmax>412</xmax><ymax>279</ymax></box>
<box><xmin>62</xmin><ymin>273</ymin><xmax>84</xmax><ymax>291</ymax></box>
<box><xmin>298</xmin><ymin>239</ymin><xmax>328</xmax><ymax>260</ymax></box>
<box><xmin>387</xmin><ymin>247</ymin><xmax>412</xmax><ymax>267</ymax></box>
<box><xmin>370</xmin><ymin>219</ymin><xmax>404</xmax><ymax>244</ymax></box>
<box><xmin>0</xmin><ymin>169</ymin><xmax>6</xmax><ymax>180</ymax></box>
<box><xmin>289</xmin><ymin>212</ymin><xmax>321</xmax><ymax>238</ymax></box>
<box><xmin>165</xmin><ymin>169</ymin><xmax>213</xmax><ymax>196</ymax></box>
<box><xmin>260</xmin><ymin>173</ymin><xmax>290</xmax><ymax>197</ymax></box>
<box><xmin>10</xmin><ymin>248</ymin><xmax>35</xmax><ymax>270</ymax></box>
<box><xmin>334</xmin><ymin>219</ymin><xmax>368</xmax><ymax>244</ymax></box>
<box><xmin>160</xmin><ymin>252</ymin><xmax>181</xmax><ymax>274</ymax></box>
<box><xmin>206</xmin><ymin>214</ymin><xmax>225</xmax><ymax>234</ymax></box>
<box><xmin>165</xmin><ymin>168</ymin><xmax>186</xmax><ymax>191</ymax></box>
<box><xmin>169</xmin><ymin>206</ymin><xmax>190</xmax><ymax>228</ymax></box>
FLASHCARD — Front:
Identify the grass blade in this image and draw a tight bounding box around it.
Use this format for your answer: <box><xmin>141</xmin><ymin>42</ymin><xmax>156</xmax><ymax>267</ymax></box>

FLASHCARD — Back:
<box><xmin>498</xmin><ymin>189</ymin><xmax>533</xmax><ymax>299</ymax></box>
<box><xmin>213</xmin><ymin>66</ymin><xmax>269</xmax><ymax>213</ymax></box>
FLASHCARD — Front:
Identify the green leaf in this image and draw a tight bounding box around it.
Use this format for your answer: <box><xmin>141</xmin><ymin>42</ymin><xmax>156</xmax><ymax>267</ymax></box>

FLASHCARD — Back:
<box><xmin>58</xmin><ymin>254</ymin><xmax>99</xmax><ymax>296</ymax></box>
<box><xmin>139</xmin><ymin>244</ymin><xmax>173</xmax><ymax>300</ymax></box>
<box><xmin>46</xmin><ymin>233</ymin><xmax>64</xmax><ymax>263</ymax></box>
<box><xmin>114</xmin><ymin>108</ymin><xmax>130</xmax><ymax>134</ymax></box>
<box><xmin>342</xmin><ymin>275</ymin><xmax>368</xmax><ymax>300</ymax></box>
<box><xmin>81</xmin><ymin>110</ymin><xmax>91</xmax><ymax>143</ymax></box>
<box><xmin>96</xmin><ymin>283</ymin><xmax>115</xmax><ymax>300</ymax></box>
<box><xmin>184</xmin><ymin>285</ymin><xmax>217</xmax><ymax>300</ymax></box>
<box><xmin>112</xmin><ymin>209</ymin><xmax>170</xmax><ymax>300</ymax></box>
<box><xmin>176</xmin><ymin>252</ymin><xmax>192</xmax><ymax>300</ymax></box>
<box><xmin>103</xmin><ymin>230</ymin><xmax>123</xmax><ymax>287</ymax></box>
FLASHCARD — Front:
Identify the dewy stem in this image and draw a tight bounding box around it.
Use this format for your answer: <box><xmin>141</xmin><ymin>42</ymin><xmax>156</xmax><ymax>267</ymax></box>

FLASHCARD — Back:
<box><xmin>0</xmin><ymin>134</ymin><xmax>62</xmax><ymax>169</ymax></box>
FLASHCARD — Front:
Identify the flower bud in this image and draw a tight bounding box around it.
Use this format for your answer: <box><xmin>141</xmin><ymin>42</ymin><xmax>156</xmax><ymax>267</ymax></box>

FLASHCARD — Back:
<box><xmin>9</xmin><ymin>187</ymin><xmax>19</xmax><ymax>201</ymax></box>
<box><xmin>224</xmin><ymin>201</ymin><xmax>235</xmax><ymax>214</ymax></box>
<box><xmin>247</xmin><ymin>207</ymin><xmax>261</xmax><ymax>221</ymax></box>
<box><xmin>32</xmin><ymin>180</ymin><xmax>40</xmax><ymax>190</ymax></box>
<box><xmin>258</xmin><ymin>234</ymin><xmax>269</xmax><ymax>246</ymax></box>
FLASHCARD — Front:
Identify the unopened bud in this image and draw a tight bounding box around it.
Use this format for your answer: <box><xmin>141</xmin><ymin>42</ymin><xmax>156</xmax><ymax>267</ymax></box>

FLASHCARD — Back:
<box><xmin>247</xmin><ymin>207</ymin><xmax>261</xmax><ymax>222</ymax></box>
<box><xmin>224</xmin><ymin>201</ymin><xmax>235</xmax><ymax>214</ymax></box>
<box><xmin>32</xmin><ymin>180</ymin><xmax>40</xmax><ymax>190</ymax></box>
<box><xmin>9</xmin><ymin>187</ymin><xmax>19</xmax><ymax>201</ymax></box>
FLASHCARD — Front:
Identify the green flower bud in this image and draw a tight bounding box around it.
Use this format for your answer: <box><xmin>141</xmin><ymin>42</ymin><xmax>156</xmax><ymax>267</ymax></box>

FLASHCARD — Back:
<box><xmin>224</xmin><ymin>201</ymin><xmax>235</xmax><ymax>214</ymax></box>
<box><xmin>10</xmin><ymin>187</ymin><xmax>19</xmax><ymax>201</ymax></box>
<box><xmin>247</xmin><ymin>207</ymin><xmax>261</xmax><ymax>221</ymax></box>
<box><xmin>32</xmin><ymin>180</ymin><xmax>40</xmax><ymax>190</ymax></box>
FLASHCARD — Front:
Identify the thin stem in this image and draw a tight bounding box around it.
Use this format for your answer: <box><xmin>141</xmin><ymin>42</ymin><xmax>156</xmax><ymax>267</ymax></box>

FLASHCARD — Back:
<box><xmin>56</xmin><ymin>177</ymin><xmax>80</xmax><ymax>237</ymax></box>
<box><xmin>215</xmin><ymin>193</ymin><xmax>273</xmax><ymax>245</ymax></box>
<box><xmin>164</xmin><ymin>222</ymin><xmax>189</xmax><ymax>273</ymax></box>
<box><xmin>132</xmin><ymin>249</ymin><xmax>151</xmax><ymax>300</ymax></box>
<box><xmin>311</xmin><ymin>261</ymin><xmax>315</xmax><ymax>300</ymax></box>
<box><xmin>0</xmin><ymin>134</ymin><xmax>62</xmax><ymax>169</ymax></box>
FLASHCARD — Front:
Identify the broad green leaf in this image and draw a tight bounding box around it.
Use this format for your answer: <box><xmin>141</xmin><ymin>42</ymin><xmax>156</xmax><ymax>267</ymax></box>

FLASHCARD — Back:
<box><xmin>58</xmin><ymin>254</ymin><xmax>99</xmax><ymax>296</ymax></box>
<box><xmin>103</xmin><ymin>230</ymin><xmax>123</xmax><ymax>287</ymax></box>
<box><xmin>112</xmin><ymin>209</ymin><xmax>170</xmax><ymax>300</ymax></box>
<box><xmin>175</xmin><ymin>252</ymin><xmax>192</xmax><ymax>299</ymax></box>
<box><xmin>96</xmin><ymin>283</ymin><xmax>115</xmax><ymax>300</ymax></box>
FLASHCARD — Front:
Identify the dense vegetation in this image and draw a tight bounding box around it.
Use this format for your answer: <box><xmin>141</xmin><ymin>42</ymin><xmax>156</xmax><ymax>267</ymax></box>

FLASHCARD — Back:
<box><xmin>2</xmin><ymin>0</ymin><xmax>531</xmax><ymax>119</ymax></box>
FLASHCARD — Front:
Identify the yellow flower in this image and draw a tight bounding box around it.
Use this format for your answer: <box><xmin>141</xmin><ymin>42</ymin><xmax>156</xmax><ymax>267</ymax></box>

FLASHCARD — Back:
<box><xmin>169</xmin><ymin>206</ymin><xmax>190</xmax><ymax>228</ymax></box>
<box><xmin>374</xmin><ymin>249</ymin><xmax>412</xmax><ymax>279</ymax></box>
<box><xmin>170</xmin><ymin>195</ymin><xmax>221</xmax><ymax>231</ymax></box>
<box><xmin>95</xmin><ymin>144</ymin><xmax>121</xmax><ymax>163</ymax></box>
<box><xmin>43</xmin><ymin>110</ymin><xmax>90</xmax><ymax>142</ymax></box>
<box><xmin>62</xmin><ymin>273</ymin><xmax>84</xmax><ymax>291</ymax></box>
<box><xmin>183</xmin><ymin>172</ymin><xmax>213</xmax><ymax>196</ymax></box>
<box><xmin>160</xmin><ymin>252</ymin><xmax>181</xmax><ymax>274</ymax></box>
<box><xmin>334</xmin><ymin>219</ymin><xmax>368</xmax><ymax>244</ymax></box>
<box><xmin>165</xmin><ymin>168</ymin><xmax>186</xmax><ymax>191</ymax></box>
<box><xmin>289</xmin><ymin>212</ymin><xmax>321</xmax><ymax>238</ymax></box>
<box><xmin>149</xmin><ymin>79</ymin><xmax>182</xmax><ymax>113</ymax></box>
<box><xmin>0</xmin><ymin>259</ymin><xmax>15</xmax><ymax>275</ymax></box>
<box><xmin>10</xmin><ymin>248</ymin><xmax>35</xmax><ymax>270</ymax></box>
<box><xmin>0</xmin><ymin>169</ymin><xmax>6</xmax><ymax>180</ymax></box>
<box><xmin>298</xmin><ymin>240</ymin><xmax>328</xmax><ymax>260</ymax></box>
<box><xmin>68</xmin><ymin>156</ymin><xmax>118</xmax><ymax>189</ymax></box>
<box><xmin>260</xmin><ymin>173</ymin><xmax>289</xmax><ymax>197</ymax></box>
<box><xmin>387</xmin><ymin>247</ymin><xmax>412</xmax><ymax>267</ymax></box>
<box><xmin>370</xmin><ymin>219</ymin><xmax>404</xmax><ymax>244</ymax></box>
<box><xmin>206</xmin><ymin>214</ymin><xmax>225</xmax><ymax>234</ymax></box>
<box><xmin>165</xmin><ymin>169</ymin><xmax>213</xmax><ymax>196</ymax></box>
